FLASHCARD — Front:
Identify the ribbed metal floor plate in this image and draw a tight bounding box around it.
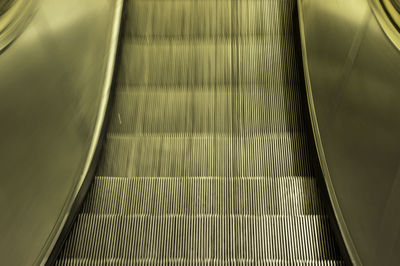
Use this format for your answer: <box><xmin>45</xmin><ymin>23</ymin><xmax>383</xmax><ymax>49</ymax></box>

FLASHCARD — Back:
<box><xmin>57</xmin><ymin>0</ymin><xmax>344</xmax><ymax>264</ymax></box>
<box><xmin>124</xmin><ymin>0</ymin><xmax>294</xmax><ymax>37</ymax></box>
<box><xmin>79</xmin><ymin>176</ymin><xmax>326</xmax><ymax>215</ymax></box>
<box><xmin>108</xmin><ymin>89</ymin><xmax>305</xmax><ymax>134</ymax></box>
<box><xmin>118</xmin><ymin>39</ymin><xmax>299</xmax><ymax>87</ymax></box>
<box><xmin>97</xmin><ymin>135</ymin><xmax>313</xmax><ymax>178</ymax></box>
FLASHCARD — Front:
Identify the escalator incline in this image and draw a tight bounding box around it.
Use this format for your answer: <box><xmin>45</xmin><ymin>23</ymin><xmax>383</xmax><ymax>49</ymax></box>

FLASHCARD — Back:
<box><xmin>56</xmin><ymin>0</ymin><xmax>344</xmax><ymax>264</ymax></box>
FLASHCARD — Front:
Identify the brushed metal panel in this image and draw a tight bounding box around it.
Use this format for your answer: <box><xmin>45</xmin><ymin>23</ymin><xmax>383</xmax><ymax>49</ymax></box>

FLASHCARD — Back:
<box><xmin>0</xmin><ymin>0</ymin><xmax>122</xmax><ymax>265</ymax></box>
<box><xmin>298</xmin><ymin>0</ymin><xmax>400</xmax><ymax>264</ymax></box>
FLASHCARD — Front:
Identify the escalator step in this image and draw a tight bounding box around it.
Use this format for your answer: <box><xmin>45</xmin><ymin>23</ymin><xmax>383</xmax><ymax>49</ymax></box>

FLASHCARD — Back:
<box><xmin>56</xmin><ymin>0</ymin><xmax>344</xmax><ymax>264</ymax></box>
<box><xmin>97</xmin><ymin>135</ymin><xmax>314</xmax><ymax>178</ymax></box>
<box><xmin>108</xmin><ymin>89</ymin><xmax>306</xmax><ymax>134</ymax></box>
<box><xmin>123</xmin><ymin>0</ymin><xmax>295</xmax><ymax>38</ymax></box>
<box><xmin>56</xmin><ymin>259</ymin><xmax>345</xmax><ymax>266</ymax></box>
<box><xmin>117</xmin><ymin>39</ymin><xmax>300</xmax><ymax>87</ymax></box>
<box><xmin>80</xmin><ymin>176</ymin><xmax>327</xmax><ymax>216</ymax></box>
<box><xmin>58</xmin><ymin>214</ymin><xmax>339</xmax><ymax>261</ymax></box>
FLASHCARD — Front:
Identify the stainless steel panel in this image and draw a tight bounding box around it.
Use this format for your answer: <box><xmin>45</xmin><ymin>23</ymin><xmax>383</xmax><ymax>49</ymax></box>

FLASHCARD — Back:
<box><xmin>0</xmin><ymin>0</ymin><xmax>36</xmax><ymax>51</ymax></box>
<box><xmin>0</xmin><ymin>0</ymin><xmax>122</xmax><ymax>265</ymax></box>
<box><xmin>298</xmin><ymin>0</ymin><xmax>400</xmax><ymax>264</ymax></box>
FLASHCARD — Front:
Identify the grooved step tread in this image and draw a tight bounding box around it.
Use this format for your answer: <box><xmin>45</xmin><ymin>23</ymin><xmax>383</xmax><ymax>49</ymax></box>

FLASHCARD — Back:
<box><xmin>56</xmin><ymin>259</ymin><xmax>345</xmax><ymax>266</ymax></box>
<box><xmin>98</xmin><ymin>134</ymin><xmax>315</xmax><ymax>178</ymax></box>
<box><xmin>57</xmin><ymin>0</ymin><xmax>344</xmax><ymax>263</ymax></box>
<box><xmin>117</xmin><ymin>39</ymin><xmax>300</xmax><ymax>87</ymax></box>
<box><xmin>80</xmin><ymin>176</ymin><xmax>326</xmax><ymax>215</ymax></box>
<box><xmin>58</xmin><ymin>214</ymin><xmax>339</xmax><ymax>261</ymax></box>
<box><xmin>108</xmin><ymin>89</ymin><xmax>306</xmax><ymax>134</ymax></box>
<box><xmin>123</xmin><ymin>0</ymin><xmax>295</xmax><ymax>38</ymax></box>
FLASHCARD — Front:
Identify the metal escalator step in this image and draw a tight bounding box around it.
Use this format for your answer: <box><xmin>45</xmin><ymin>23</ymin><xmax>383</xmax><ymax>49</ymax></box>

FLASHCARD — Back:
<box><xmin>108</xmin><ymin>89</ymin><xmax>306</xmax><ymax>134</ymax></box>
<box><xmin>57</xmin><ymin>214</ymin><xmax>340</xmax><ymax>262</ymax></box>
<box><xmin>56</xmin><ymin>259</ymin><xmax>346</xmax><ymax>266</ymax></box>
<box><xmin>124</xmin><ymin>0</ymin><xmax>295</xmax><ymax>38</ymax></box>
<box><xmin>117</xmin><ymin>38</ymin><xmax>301</xmax><ymax>87</ymax></box>
<box><xmin>56</xmin><ymin>260</ymin><xmax>346</xmax><ymax>266</ymax></box>
<box><xmin>56</xmin><ymin>0</ymin><xmax>344</xmax><ymax>263</ymax></box>
<box><xmin>97</xmin><ymin>134</ymin><xmax>315</xmax><ymax>178</ymax></box>
<box><xmin>80</xmin><ymin>176</ymin><xmax>326</xmax><ymax>216</ymax></box>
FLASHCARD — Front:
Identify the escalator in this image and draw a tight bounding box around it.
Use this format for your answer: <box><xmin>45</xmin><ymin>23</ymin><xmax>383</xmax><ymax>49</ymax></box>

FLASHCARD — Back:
<box><xmin>54</xmin><ymin>0</ymin><xmax>344</xmax><ymax>264</ymax></box>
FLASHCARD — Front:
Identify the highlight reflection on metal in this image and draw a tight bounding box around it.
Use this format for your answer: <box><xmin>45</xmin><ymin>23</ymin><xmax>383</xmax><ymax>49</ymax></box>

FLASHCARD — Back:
<box><xmin>298</xmin><ymin>0</ymin><xmax>400</xmax><ymax>264</ymax></box>
<box><xmin>0</xmin><ymin>0</ymin><xmax>122</xmax><ymax>264</ymax></box>
<box><xmin>0</xmin><ymin>0</ymin><xmax>36</xmax><ymax>51</ymax></box>
<box><xmin>382</xmin><ymin>0</ymin><xmax>400</xmax><ymax>28</ymax></box>
<box><xmin>369</xmin><ymin>0</ymin><xmax>400</xmax><ymax>50</ymax></box>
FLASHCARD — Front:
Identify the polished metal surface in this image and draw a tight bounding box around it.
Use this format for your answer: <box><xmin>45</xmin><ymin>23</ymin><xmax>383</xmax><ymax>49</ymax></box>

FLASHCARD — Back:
<box><xmin>0</xmin><ymin>0</ymin><xmax>36</xmax><ymax>51</ymax></box>
<box><xmin>370</xmin><ymin>0</ymin><xmax>400</xmax><ymax>49</ymax></box>
<box><xmin>56</xmin><ymin>0</ymin><xmax>344</xmax><ymax>264</ymax></box>
<box><xmin>392</xmin><ymin>0</ymin><xmax>400</xmax><ymax>11</ymax></box>
<box><xmin>0</xmin><ymin>0</ymin><xmax>122</xmax><ymax>265</ymax></box>
<box><xmin>298</xmin><ymin>0</ymin><xmax>400</xmax><ymax>264</ymax></box>
<box><xmin>0</xmin><ymin>0</ymin><xmax>16</xmax><ymax>14</ymax></box>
